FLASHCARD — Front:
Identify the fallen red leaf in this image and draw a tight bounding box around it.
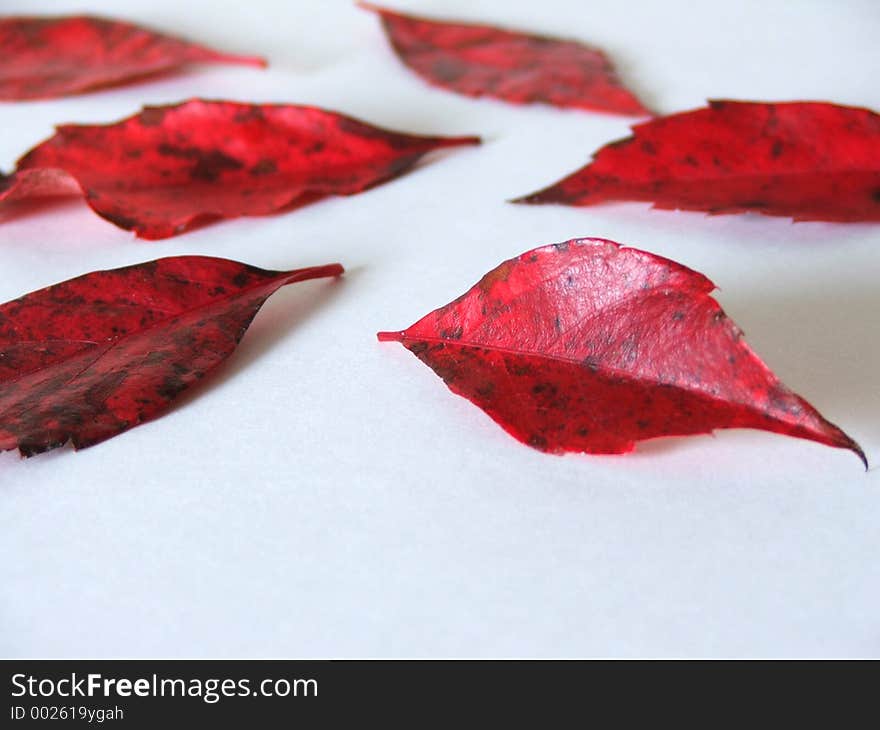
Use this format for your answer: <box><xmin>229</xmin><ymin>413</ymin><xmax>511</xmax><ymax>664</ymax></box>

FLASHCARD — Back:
<box><xmin>360</xmin><ymin>2</ymin><xmax>649</xmax><ymax>116</ymax></box>
<box><xmin>0</xmin><ymin>256</ymin><xmax>343</xmax><ymax>456</ymax></box>
<box><xmin>378</xmin><ymin>238</ymin><xmax>864</xmax><ymax>464</ymax></box>
<box><xmin>0</xmin><ymin>15</ymin><xmax>266</xmax><ymax>100</ymax></box>
<box><xmin>0</xmin><ymin>99</ymin><xmax>480</xmax><ymax>239</ymax></box>
<box><xmin>514</xmin><ymin>100</ymin><xmax>880</xmax><ymax>222</ymax></box>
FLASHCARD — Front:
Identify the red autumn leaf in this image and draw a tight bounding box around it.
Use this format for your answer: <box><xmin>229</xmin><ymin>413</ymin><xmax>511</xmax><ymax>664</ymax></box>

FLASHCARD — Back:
<box><xmin>378</xmin><ymin>238</ymin><xmax>864</xmax><ymax>465</ymax></box>
<box><xmin>0</xmin><ymin>15</ymin><xmax>265</xmax><ymax>100</ymax></box>
<box><xmin>515</xmin><ymin>100</ymin><xmax>880</xmax><ymax>222</ymax></box>
<box><xmin>360</xmin><ymin>2</ymin><xmax>649</xmax><ymax>116</ymax></box>
<box><xmin>0</xmin><ymin>256</ymin><xmax>343</xmax><ymax>456</ymax></box>
<box><xmin>0</xmin><ymin>99</ymin><xmax>480</xmax><ymax>239</ymax></box>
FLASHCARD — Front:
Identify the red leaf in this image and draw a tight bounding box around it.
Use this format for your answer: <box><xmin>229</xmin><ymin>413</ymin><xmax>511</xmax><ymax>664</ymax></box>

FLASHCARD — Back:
<box><xmin>0</xmin><ymin>15</ymin><xmax>265</xmax><ymax>100</ymax></box>
<box><xmin>0</xmin><ymin>99</ymin><xmax>480</xmax><ymax>239</ymax></box>
<box><xmin>360</xmin><ymin>2</ymin><xmax>649</xmax><ymax>116</ymax></box>
<box><xmin>0</xmin><ymin>256</ymin><xmax>343</xmax><ymax>456</ymax></box>
<box><xmin>378</xmin><ymin>239</ymin><xmax>864</xmax><ymax>465</ymax></box>
<box><xmin>515</xmin><ymin>100</ymin><xmax>880</xmax><ymax>222</ymax></box>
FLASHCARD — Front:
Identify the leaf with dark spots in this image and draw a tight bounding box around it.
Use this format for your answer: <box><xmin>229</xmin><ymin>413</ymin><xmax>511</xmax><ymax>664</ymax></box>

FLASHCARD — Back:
<box><xmin>0</xmin><ymin>256</ymin><xmax>343</xmax><ymax>456</ymax></box>
<box><xmin>378</xmin><ymin>238</ymin><xmax>864</xmax><ymax>465</ymax></box>
<box><xmin>0</xmin><ymin>14</ymin><xmax>265</xmax><ymax>100</ymax></box>
<box><xmin>360</xmin><ymin>2</ymin><xmax>649</xmax><ymax>116</ymax></box>
<box><xmin>0</xmin><ymin>99</ymin><xmax>480</xmax><ymax>239</ymax></box>
<box><xmin>514</xmin><ymin>100</ymin><xmax>880</xmax><ymax>222</ymax></box>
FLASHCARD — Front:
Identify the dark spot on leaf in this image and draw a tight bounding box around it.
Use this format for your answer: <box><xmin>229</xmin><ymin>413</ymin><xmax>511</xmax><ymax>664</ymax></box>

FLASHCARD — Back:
<box><xmin>250</xmin><ymin>159</ymin><xmax>277</xmax><ymax>176</ymax></box>
<box><xmin>157</xmin><ymin>376</ymin><xmax>187</xmax><ymax>401</ymax></box>
<box><xmin>139</xmin><ymin>107</ymin><xmax>168</xmax><ymax>126</ymax></box>
<box><xmin>233</xmin><ymin>106</ymin><xmax>265</xmax><ymax>123</ymax></box>
<box><xmin>528</xmin><ymin>434</ymin><xmax>548</xmax><ymax>450</ymax></box>
<box><xmin>476</xmin><ymin>382</ymin><xmax>495</xmax><ymax>397</ymax></box>
<box><xmin>508</xmin><ymin>362</ymin><xmax>533</xmax><ymax>376</ymax></box>
<box><xmin>158</xmin><ymin>144</ymin><xmax>199</xmax><ymax>159</ymax></box>
<box><xmin>97</xmin><ymin>210</ymin><xmax>139</xmax><ymax>231</ymax></box>
<box><xmin>431</xmin><ymin>58</ymin><xmax>466</xmax><ymax>83</ymax></box>
<box><xmin>190</xmin><ymin>150</ymin><xmax>244</xmax><ymax>182</ymax></box>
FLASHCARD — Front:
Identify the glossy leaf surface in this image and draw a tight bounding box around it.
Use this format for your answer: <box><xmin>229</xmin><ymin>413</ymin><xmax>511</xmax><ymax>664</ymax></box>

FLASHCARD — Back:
<box><xmin>0</xmin><ymin>256</ymin><xmax>343</xmax><ymax>456</ymax></box>
<box><xmin>0</xmin><ymin>14</ymin><xmax>265</xmax><ymax>100</ymax></box>
<box><xmin>379</xmin><ymin>238</ymin><xmax>864</xmax><ymax>463</ymax></box>
<box><xmin>361</xmin><ymin>2</ymin><xmax>649</xmax><ymax>116</ymax></box>
<box><xmin>0</xmin><ymin>99</ymin><xmax>480</xmax><ymax>239</ymax></box>
<box><xmin>515</xmin><ymin>100</ymin><xmax>880</xmax><ymax>222</ymax></box>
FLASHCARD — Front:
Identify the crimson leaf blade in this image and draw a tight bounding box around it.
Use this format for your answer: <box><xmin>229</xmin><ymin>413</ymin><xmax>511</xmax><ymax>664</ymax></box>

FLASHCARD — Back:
<box><xmin>514</xmin><ymin>100</ymin><xmax>880</xmax><ymax>222</ymax></box>
<box><xmin>360</xmin><ymin>2</ymin><xmax>649</xmax><ymax>116</ymax></box>
<box><xmin>0</xmin><ymin>14</ymin><xmax>265</xmax><ymax>100</ymax></box>
<box><xmin>379</xmin><ymin>238</ymin><xmax>864</xmax><ymax>465</ymax></box>
<box><xmin>0</xmin><ymin>100</ymin><xmax>480</xmax><ymax>239</ymax></box>
<box><xmin>0</xmin><ymin>256</ymin><xmax>343</xmax><ymax>456</ymax></box>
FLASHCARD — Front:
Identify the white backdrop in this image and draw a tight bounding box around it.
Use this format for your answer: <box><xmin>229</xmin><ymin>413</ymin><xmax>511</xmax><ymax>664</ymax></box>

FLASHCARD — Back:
<box><xmin>1</xmin><ymin>0</ymin><xmax>877</xmax><ymax>658</ymax></box>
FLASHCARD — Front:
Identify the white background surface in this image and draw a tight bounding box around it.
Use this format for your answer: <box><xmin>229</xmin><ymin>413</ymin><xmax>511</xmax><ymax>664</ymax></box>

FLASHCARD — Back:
<box><xmin>1</xmin><ymin>0</ymin><xmax>878</xmax><ymax>658</ymax></box>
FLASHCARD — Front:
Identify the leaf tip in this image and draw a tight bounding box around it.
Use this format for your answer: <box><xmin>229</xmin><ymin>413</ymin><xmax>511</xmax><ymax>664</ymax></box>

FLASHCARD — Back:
<box><xmin>849</xmin><ymin>439</ymin><xmax>869</xmax><ymax>471</ymax></box>
<box><xmin>823</xmin><ymin>426</ymin><xmax>868</xmax><ymax>470</ymax></box>
<box><xmin>356</xmin><ymin>1</ymin><xmax>384</xmax><ymax>14</ymax></box>
<box><xmin>509</xmin><ymin>188</ymin><xmax>561</xmax><ymax>205</ymax></box>
<box><xmin>437</xmin><ymin>134</ymin><xmax>482</xmax><ymax>149</ymax></box>
<box><xmin>214</xmin><ymin>52</ymin><xmax>268</xmax><ymax>69</ymax></box>
<box><xmin>289</xmin><ymin>263</ymin><xmax>345</xmax><ymax>284</ymax></box>
<box><xmin>823</xmin><ymin>423</ymin><xmax>868</xmax><ymax>470</ymax></box>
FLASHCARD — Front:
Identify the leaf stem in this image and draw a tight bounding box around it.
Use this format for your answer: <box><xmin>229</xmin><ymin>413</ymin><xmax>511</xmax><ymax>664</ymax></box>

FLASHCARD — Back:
<box><xmin>376</xmin><ymin>331</ymin><xmax>404</xmax><ymax>342</ymax></box>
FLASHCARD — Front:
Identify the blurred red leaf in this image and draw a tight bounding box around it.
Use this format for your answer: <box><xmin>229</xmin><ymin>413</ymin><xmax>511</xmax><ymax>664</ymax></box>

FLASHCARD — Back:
<box><xmin>0</xmin><ymin>14</ymin><xmax>265</xmax><ymax>100</ymax></box>
<box><xmin>515</xmin><ymin>100</ymin><xmax>880</xmax><ymax>222</ymax></box>
<box><xmin>0</xmin><ymin>256</ymin><xmax>343</xmax><ymax>456</ymax></box>
<box><xmin>379</xmin><ymin>238</ymin><xmax>864</xmax><ymax>464</ymax></box>
<box><xmin>0</xmin><ymin>99</ymin><xmax>480</xmax><ymax>239</ymax></box>
<box><xmin>360</xmin><ymin>2</ymin><xmax>649</xmax><ymax>116</ymax></box>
